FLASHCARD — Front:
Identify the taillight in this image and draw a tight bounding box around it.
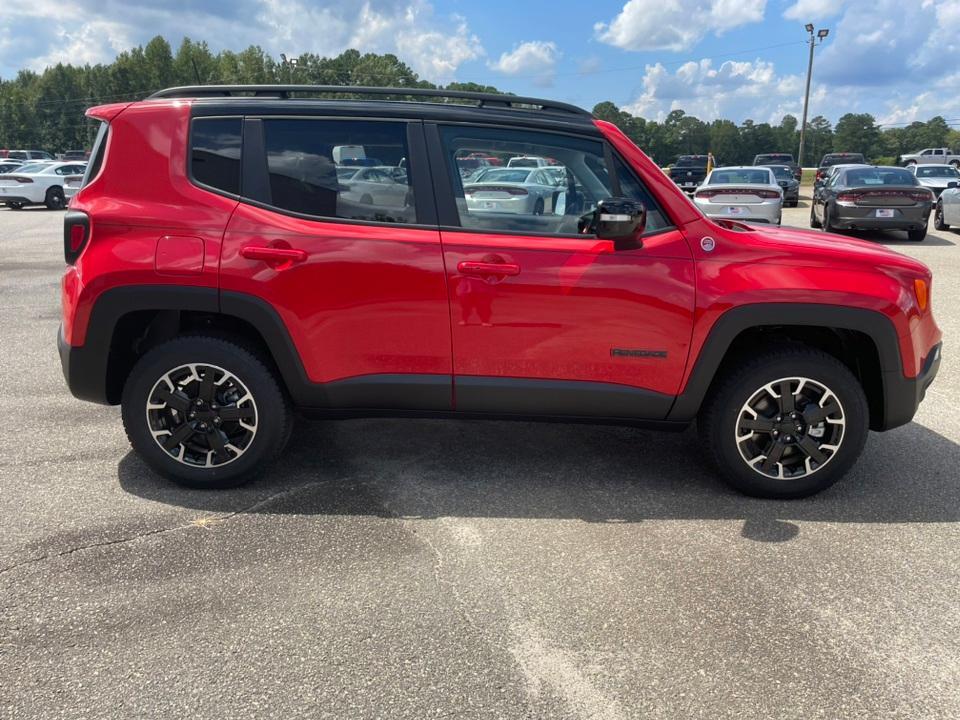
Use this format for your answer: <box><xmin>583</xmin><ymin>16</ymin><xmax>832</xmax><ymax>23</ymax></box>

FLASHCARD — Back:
<box><xmin>695</xmin><ymin>189</ymin><xmax>718</xmax><ymax>199</ymax></box>
<box><xmin>837</xmin><ymin>191</ymin><xmax>859</xmax><ymax>202</ymax></box>
<box><xmin>63</xmin><ymin>210</ymin><xmax>90</xmax><ymax>264</ymax></box>
<box><xmin>909</xmin><ymin>191</ymin><xmax>933</xmax><ymax>202</ymax></box>
<box><xmin>756</xmin><ymin>190</ymin><xmax>781</xmax><ymax>199</ymax></box>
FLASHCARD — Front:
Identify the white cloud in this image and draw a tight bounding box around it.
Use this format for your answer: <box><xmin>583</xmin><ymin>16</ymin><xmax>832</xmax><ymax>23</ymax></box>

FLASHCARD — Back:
<box><xmin>783</xmin><ymin>0</ymin><xmax>848</xmax><ymax>21</ymax></box>
<box><xmin>624</xmin><ymin>58</ymin><xmax>808</xmax><ymax>122</ymax></box>
<box><xmin>594</xmin><ymin>0</ymin><xmax>766</xmax><ymax>52</ymax></box>
<box><xmin>489</xmin><ymin>41</ymin><xmax>560</xmax><ymax>86</ymax></box>
<box><xmin>0</xmin><ymin>0</ymin><xmax>484</xmax><ymax>83</ymax></box>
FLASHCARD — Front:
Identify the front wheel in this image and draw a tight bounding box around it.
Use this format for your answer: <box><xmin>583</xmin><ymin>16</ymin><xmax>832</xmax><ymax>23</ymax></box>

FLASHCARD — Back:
<box><xmin>809</xmin><ymin>202</ymin><xmax>822</xmax><ymax>228</ymax></box>
<box><xmin>121</xmin><ymin>336</ymin><xmax>292</xmax><ymax>488</ymax></box>
<box><xmin>908</xmin><ymin>224</ymin><xmax>927</xmax><ymax>242</ymax></box>
<box><xmin>699</xmin><ymin>348</ymin><xmax>869</xmax><ymax>498</ymax></box>
<box><xmin>934</xmin><ymin>202</ymin><xmax>949</xmax><ymax>231</ymax></box>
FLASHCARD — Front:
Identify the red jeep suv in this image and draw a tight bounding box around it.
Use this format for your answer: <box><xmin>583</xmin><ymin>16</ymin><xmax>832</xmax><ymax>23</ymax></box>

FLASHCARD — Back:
<box><xmin>59</xmin><ymin>85</ymin><xmax>942</xmax><ymax>498</ymax></box>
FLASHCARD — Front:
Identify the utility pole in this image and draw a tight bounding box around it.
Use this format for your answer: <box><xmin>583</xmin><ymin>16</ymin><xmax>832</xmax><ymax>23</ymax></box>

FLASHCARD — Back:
<box><xmin>798</xmin><ymin>24</ymin><xmax>829</xmax><ymax>168</ymax></box>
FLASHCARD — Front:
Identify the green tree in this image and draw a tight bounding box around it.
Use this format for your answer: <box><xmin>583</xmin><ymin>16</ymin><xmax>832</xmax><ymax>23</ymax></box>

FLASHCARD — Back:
<box><xmin>834</xmin><ymin>113</ymin><xmax>880</xmax><ymax>157</ymax></box>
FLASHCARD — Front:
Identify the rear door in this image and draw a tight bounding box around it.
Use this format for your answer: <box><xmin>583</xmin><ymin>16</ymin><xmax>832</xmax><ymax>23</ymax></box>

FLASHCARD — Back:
<box><xmin>429</xmin><ymin>123</ymin><xmax>695</xmax><ymax>418</ymax></box>
<box><xmin>218</xmin><ymin>116</ymin><xmax>452</xmax><ymax>410</ymax></box>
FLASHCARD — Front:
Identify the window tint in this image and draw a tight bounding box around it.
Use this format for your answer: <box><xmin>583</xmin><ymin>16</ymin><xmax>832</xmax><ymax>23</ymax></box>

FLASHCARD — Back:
<box><xmin>439</xmin><ymin>126</ymin><xmax>668</xmax><ymax>236</ymax></box>
<box><xmin>709</xmin><ymin>169</ymin><xmax>773</xmax><ymax>185</ymax></box>
<box><xmin>843</xmin><ymin>168</ymin><xmax>917</xmax><ymax>186</ymax></box>
<box><xmin>262</xmin><ymin>119</ymin><xmax>414</xmax><ymax>224</ymax></box>
<box><xmin>191</xmin><ymin>118</ymin><xmax>241</xmax><ymax>195</ymax></box>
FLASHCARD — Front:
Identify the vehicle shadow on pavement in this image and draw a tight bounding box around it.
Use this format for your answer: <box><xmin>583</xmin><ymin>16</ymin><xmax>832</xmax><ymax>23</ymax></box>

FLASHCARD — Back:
<box><xmin>118</xmin><ymin>417</ymin><xmax>960</xmax><ymax>543</ymax></box>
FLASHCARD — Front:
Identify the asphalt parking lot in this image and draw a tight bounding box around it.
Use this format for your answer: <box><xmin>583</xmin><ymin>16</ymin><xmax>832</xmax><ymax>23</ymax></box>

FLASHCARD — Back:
<box><xmin>1</xmin><ymin>198</ymin><xmax>958</xmax><ymax>719</ymax></box>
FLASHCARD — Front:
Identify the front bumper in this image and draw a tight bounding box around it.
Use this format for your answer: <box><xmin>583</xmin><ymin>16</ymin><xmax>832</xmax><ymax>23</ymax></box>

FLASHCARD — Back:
<box><xmin>881</xmin><ymin>342</ymin><xmax>941</xmax><ymax>430</ymax></box>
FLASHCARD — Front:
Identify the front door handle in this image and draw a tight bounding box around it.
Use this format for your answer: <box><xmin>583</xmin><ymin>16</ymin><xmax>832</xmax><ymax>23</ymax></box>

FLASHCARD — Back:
<box><xmin>240</xmin><ymin>246</ymin><xmax>308</xmax><ymax>263</ymax></box>
<box><xmin>457</xmin><ymin>261</ymin><xmax>521</xmax><ymax>276</ymax></box>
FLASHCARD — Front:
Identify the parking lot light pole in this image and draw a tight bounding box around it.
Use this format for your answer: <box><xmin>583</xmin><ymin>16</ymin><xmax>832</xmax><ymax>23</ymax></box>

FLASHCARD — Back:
<box><xmin>798</xmin><ymin>25</ymin><xmax>829</xmax><ymax>168</ymax></box>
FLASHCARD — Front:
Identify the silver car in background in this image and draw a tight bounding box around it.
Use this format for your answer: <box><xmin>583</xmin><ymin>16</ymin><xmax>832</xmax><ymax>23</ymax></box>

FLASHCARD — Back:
<box><xmin>909</xmin><ymin>164</ymin><xmax>960</xmax><ymax>199</ymax></box>
<box><xmin>933</xmin><ymin>178</ymin><xmax>960</xmax><ymax>231</ymax></box>
<box><xmin>463</xmin><ymin>167</ymin><xmax>562</xmax><ymax>215</ymax></box>
<box><xmin>693</xmin><ymin>166</ymin><xmax>783</xmax><ymax>225</ymax></box>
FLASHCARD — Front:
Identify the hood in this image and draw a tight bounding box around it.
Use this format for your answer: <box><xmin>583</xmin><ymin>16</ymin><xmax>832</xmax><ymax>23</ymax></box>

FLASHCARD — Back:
<box><xmin>727</xmin><ymin>223</ymin><xmax>931</xmax><ymax>277</ymax></box>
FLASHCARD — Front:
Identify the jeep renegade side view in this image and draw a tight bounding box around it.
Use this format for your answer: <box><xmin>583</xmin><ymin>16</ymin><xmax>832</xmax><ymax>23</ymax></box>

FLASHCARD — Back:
<box><xmin>59</xmin><ymin>86</ymin><xmax>942</xmax><ymax>498</ymax></box>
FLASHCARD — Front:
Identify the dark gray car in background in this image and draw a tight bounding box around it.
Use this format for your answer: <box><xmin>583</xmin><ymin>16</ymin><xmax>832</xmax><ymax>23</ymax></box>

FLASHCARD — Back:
<box><xmin>810</xmin><ymin>165</ymin><xmax>933</xmax><ymax>241</ymax></box>
<box><xmin>758</xmin><ymin>164</ymin><xmax>800</xmax><ymax>206</ymax></box>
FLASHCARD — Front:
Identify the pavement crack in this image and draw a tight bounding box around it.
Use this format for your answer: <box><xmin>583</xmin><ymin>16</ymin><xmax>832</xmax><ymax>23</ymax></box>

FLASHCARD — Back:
<box><xmin>0</xmin><ymin>482</ymin><xmax>327</xmax><ymax>577</ymax></box>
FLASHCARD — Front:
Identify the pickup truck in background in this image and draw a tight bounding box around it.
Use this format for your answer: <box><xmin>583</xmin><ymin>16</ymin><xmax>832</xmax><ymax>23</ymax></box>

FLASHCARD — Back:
<box><xmin>666</xmin><ymin>155</ymin><xmax>711</xmax><ymax>194</ymax></box>
<box><xmin>898</xmin><ymin>148</ymin><xmax>960</xmax><ymax>168</ymax></box>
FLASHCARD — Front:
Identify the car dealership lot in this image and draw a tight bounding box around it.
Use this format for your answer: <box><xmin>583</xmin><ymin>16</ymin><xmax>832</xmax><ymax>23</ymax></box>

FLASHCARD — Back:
<box><xmin>1</xmin><ymin>202</ymin><xmax>959</xmax><ymax>718</ymax></box>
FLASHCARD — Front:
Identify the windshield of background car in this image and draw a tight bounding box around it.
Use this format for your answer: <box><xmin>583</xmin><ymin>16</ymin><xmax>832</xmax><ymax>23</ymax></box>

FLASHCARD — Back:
<box><xmin>469</xmin><ymin>168</ymin><xmax>532</xmax><ymax>184</ymax></box>
<box><xmin>710</xmin><ymin>169</ymin><xmax>772</xmax><ymax>184</ymax></box>
<box><xmin>917</xmin><ymin>166</ymin><xmax>960</xmax><ymax>178</ymax></box>
<box><xmin>822</xmin><ymin>154</ymin><xmax>865</xmax><ymax>167</ymax></box>
<box><xmin>766</xmin><ymin>166</ymin><xmax>794</xmax><ymax>181</ymax></box>
<box><xmin>843</xmin><ymin>168</ymin><xmax>917</xmax><ymax>186</ymax></box>
<box><xmin>756</xmin><ymin>154</ymin><xmax>792</xmax><ymax>163</ymax></box>
<box><xmin>675</xmin><ymin>156</ymin><xmax>707</xmax><ymax>167</ymax></box>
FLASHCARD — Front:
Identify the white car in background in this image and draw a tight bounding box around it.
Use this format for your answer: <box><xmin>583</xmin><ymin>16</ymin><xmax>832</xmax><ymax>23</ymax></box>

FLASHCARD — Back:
<box><xmin>933</xmin><ymin>177</ymin><xmax>960</xmax><ymax>231</ymax></box>
<box><xmin>0</xmin><ymin>161</ymin><xmax>86</xmax><ymax>210</ymax></box>
<box><xmin>693</xmin><ymin>166</ymin><xmax>783</xmax><ymax>225</ymax></box>
<box><xmin>908</xmin><ymin>164</ymin><xmax>960</xmax><ymax>199</ymax></box>
<box><xmin>338</xmin><ymin>166</ymin><xmax>410</xmax><ymax>208</ymax></box>
<box><xmin>463</xmin><ymin>166</ymin><xmax>563</xmax><ymax>215</ymax></box>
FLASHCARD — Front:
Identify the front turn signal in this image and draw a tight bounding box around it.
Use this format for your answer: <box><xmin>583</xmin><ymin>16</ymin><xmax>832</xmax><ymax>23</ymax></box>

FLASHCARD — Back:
<box><xmin>914</xmin><ymin>278</ymin><xmax>928</xmax><ymax>312</ymax></box>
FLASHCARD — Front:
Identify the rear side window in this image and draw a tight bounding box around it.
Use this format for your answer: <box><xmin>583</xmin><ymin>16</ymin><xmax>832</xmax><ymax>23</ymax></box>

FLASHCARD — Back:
<box><xmin>261</xmin><ymin>119</ymin><xmax>414</xmax><ymax>224</ymax></box>
<box><xmin>191</xmin><ymin>118</ymin><xmax>242</xmax><ymax>195</ymax></box>
<box><xmin>81</xmin><ymin>122</ymin><xmax>109</xmax><ymax>188</ymax></box>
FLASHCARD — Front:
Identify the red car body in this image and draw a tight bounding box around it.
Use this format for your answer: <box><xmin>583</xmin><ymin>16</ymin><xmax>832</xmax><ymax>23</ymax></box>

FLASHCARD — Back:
<box><xmin>60</xmin><ymin>93</ymin><xmax>940</xmax><ymax>440</ymax></box>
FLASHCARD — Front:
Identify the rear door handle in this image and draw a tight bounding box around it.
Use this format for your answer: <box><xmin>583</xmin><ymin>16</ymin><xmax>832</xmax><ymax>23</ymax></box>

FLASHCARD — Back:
<box><xmin>240</xmin><ymin>246</ymin><xmax>308</xmax><ymax>263</ymax></box>
<box><xmin>457</xmin><ymin>261</ymin><xmax>521</xmax><ymax>276</ymax></box>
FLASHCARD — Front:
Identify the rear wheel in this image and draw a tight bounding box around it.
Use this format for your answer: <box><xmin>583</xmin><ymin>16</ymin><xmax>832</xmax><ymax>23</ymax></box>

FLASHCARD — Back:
<box><xmin>809</xmin><ymin>202</ymin><xmax>822</xmax><ymax>228</ymax></box>
<box><xmin>700</xmin><ymin>348</ymin><xmax>869</xmax><ymax>498</ymax></box>
<box><xmin>934</xmin><ymin>201</ymin><xmax>949</xmax><ymax>230</ymax></box>
<box><xmin>533</xmin><ymin>198</ymin><xmax>545</xmax><ymax>215</ymax></box>
<box><xmin>908</xmin><ymin>224</ymin><xmax>927</xmax><ymax>242</ymax></box>
<box><xmin>121</xmin><ymin>336</ymin><xmax>292</xmax><ymax>488</ymax></box>
<box><xmin>8</xmin><ymin>202</ymin><xmax>24</xmax><ymax>210</ymax></box>
<box><xmin>821</xmin><ymin>204</ymin><xmax>833</xmax><ymax>232</ymax></box>
<box><xmin>45</xmin><ymin>186</ymin><xmax>65</xmax><ymax>210</ymax></box>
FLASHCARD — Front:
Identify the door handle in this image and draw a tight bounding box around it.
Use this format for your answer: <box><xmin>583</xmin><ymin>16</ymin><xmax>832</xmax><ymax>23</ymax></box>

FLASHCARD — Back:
<box><xmin>457</xmin><ymin>261</ymin><xmax>521</xmax><ymax>276</ymax></box>
<box><xmin>240</xmin><ymin>246</ymin><xmax>308</xmax><ymax>263</ymax></box>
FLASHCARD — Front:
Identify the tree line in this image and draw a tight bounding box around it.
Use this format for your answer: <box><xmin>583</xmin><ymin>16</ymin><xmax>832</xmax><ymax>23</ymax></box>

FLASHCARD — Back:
<box><xmin>1</xmin><ymin>35</ymin><xmax>957</xmax><ymax>167</ymax></box>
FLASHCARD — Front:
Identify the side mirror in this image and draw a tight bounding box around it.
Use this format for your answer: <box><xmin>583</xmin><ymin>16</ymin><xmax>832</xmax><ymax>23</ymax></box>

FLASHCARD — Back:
<box><xmin>948</xmin><ymin>181</ymin><xmax>959</xmax><ymax>189</ymax></box>
<box><xmin>596</xmin><ymin>197</ymin><xmax>646</xmax><ymax>250</ymax></box>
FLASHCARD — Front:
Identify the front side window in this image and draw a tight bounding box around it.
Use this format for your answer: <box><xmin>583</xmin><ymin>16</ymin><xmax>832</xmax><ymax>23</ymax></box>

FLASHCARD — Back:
<box><xmin>262</xmin><ymin>119</ymin><xmax>414</xmax><ymax>224</ymax></box>
<box><xmin>439</xmin><ymin>126</ymin><xmax>668</xmax><ymax>236</ymax></box>
<box><xmin>191</xmin><ymin>118</ymin><xmax>241</xmax><ymax>195</ymax></box>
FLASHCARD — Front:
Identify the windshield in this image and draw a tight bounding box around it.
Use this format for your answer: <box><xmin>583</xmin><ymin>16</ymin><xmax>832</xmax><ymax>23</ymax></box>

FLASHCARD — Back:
<box><xmin>756</xmin><ymin>154</ymin><xmax>792</xmax><ymax>163</ymax></box>
<box><xmin>675</xmin><ymin>156</ymin><xmax>707</xmax><ymax>168</ymax></box>
<box><xmin>916</xmin><ymin>166</ymin><xmax>960</xmax><ymax>178</ymax></box>
<box><xmin>764</xmin><ymin>166</ymin><xmax>794</xmax><ymax>181</ymax></box>
<box><xmin>710</xmin><ymin>169</ymin><xmax>772</xmax><ymax>185</ymax></box>
<box><xmin>822</xmin><ymin>154</ymin><xmax>865</xmax><ymax>167</ymax></box>
<box><xmin>843</xmin><ymin>167</ymin><xmax>917</xmax><ymax>186</ymax></box>
<box><xmin>470</xmin><ymin>168</ymin><xmax>531</xmax><ymax>183</ymax></box>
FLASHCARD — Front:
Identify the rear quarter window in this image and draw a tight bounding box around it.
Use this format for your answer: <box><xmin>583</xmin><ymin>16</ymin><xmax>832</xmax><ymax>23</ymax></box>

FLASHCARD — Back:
<box><xmin>191</xmin><ymin>118</ymin><xmax>242</xmax><ymax>195</ymax></box>
<box><xmin>81</xmin><ymin>122</ymin><xmax>109</xmax><ymax>188</ymax></box>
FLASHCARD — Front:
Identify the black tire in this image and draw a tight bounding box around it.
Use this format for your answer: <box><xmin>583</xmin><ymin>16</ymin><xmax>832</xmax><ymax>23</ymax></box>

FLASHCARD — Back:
<box><xmin>699</xmin><ymin>347</ymin><xmax>869</xmax><ymax>499</ymax></box>
<box><xmin>8</xmin><ymin>202</ymin><xmax>24</xmax><ymax>210</ymax></box>
<box><xmin>907</xmin><ymin>224</ymin><xmax>927</xmax><ymax>242</ymax></box>
<box><xmin>45</xmin><ymin>186</ymin><xmax>65</xmax><ymax>210</ymax></box>
<box><xmin>809</xmin><ymin>202</ymin><xmax>822</xmax><ymax>228</ymax></box>
<box><xmin>121</xmin><ymin>336</ymin><xmax>292</xmax><ymax>489</ymax></box>
<box><xmin>934</xmin><ymin>202</ymin><xmax>949</xmax><ymax>231</ymax></box>
<box><xmin>821</xmin><ymin>204</ymin><xmax>832</xmax><ymax>232</ymax></box>
<box><xmin>533</xmin><ymin>198</ymin><xmax>545</xmax><ymax>215</ymax></box>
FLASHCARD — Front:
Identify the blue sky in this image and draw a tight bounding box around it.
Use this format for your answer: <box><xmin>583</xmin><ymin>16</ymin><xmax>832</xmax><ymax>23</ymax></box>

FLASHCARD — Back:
<box><xmin>2</xmin><ymin>0</ymin><xmax>959</xmax><ymax>127</ymax></box>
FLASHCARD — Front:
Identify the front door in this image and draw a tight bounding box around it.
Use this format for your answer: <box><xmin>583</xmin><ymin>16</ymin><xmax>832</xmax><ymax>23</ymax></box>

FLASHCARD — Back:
<box><xmin>431</xmin><ymin>124</ymin><xmax>696</xmax><ymax>418</ymax></box>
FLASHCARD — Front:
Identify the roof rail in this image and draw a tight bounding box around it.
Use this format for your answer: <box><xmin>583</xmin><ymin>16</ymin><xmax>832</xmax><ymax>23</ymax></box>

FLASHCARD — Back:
<box><xmin>147</xmin><ymin>85</ymin><xmax>591</xmax><ymax>116</ymax></box>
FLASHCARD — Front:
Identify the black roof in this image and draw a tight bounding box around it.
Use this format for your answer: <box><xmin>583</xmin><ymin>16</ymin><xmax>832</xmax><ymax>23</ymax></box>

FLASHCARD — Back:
<box><xmin>149</xmin><ymin>84</ymin><xmax>598</xmax><ymax>133</ymax></box>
